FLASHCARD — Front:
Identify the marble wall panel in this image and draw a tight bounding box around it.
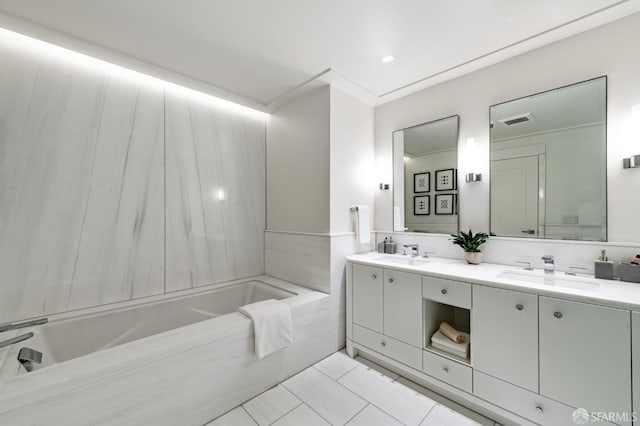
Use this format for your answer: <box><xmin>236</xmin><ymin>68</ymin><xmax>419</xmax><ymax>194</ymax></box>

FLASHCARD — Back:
<box><xmin>165</xmin><ymin>94</ymin><xmax>265</xmax><ymax>292</ymax></box>
<box><xmin>0</xmin><ymin>42</ymin><xmax>165</xmax><ymax>323</ymax></box>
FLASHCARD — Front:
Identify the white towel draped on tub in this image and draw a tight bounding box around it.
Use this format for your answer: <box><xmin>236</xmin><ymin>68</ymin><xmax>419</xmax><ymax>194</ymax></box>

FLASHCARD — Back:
<box><xmin>355</xmin><ymin>205</ymin><xmax>370</xmax><ymax>244</ymax></box>
<box><xmin>239</xmin><ymin>299</ymin><xmax>293</xmax><ymax>359</ymax></box>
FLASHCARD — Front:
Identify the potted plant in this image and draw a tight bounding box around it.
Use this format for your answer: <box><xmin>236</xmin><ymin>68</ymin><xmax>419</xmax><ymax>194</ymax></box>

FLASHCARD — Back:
<box><xmin>450</xmin><ymin>228</ymin><xmax>489</xmax><ymax>265</ymax></box>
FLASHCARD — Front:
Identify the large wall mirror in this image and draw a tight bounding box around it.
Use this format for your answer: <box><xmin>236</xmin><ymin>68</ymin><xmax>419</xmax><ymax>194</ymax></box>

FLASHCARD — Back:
<box><xmin>393</xmin><ymin>115</ymin><xmax>459</xmax><ymax>233</ymax></box>
<box><xmin>490</xmin><ymin>77</ymin><xmax>606</xmax><ymax>241</ymax></box>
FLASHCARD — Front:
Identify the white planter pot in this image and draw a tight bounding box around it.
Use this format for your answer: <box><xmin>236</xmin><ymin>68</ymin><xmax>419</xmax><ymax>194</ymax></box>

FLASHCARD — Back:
<box><xmin>464</xmin><ymin>251</ymin><xmax>482</xmax><ymax>265</ymax></box>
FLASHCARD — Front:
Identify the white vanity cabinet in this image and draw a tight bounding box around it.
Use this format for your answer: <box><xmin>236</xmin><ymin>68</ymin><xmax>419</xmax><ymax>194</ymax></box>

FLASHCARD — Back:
<box><xmin>472</xmin><ymin>285</ymin><xmax>539</xmax><ymax>392</ymax></box>
<box><xmin>539</xmin><ymin>297</ymin><xmax>632</xmax><ymax>419</ymax></box>
<box><xmin>349</xmin><ymin>263</ymin><xmax>423</xmax><ymax>370</ymax></box>
<box><xmin>383</xmin><ymin>269</ymin><xmax>422</xmax><ymax>347</ymax></box>
<box><xmin>351</xmin><ymin>264</ymin><xmax>383</xmax><ymax>333</ymax></box>
<box><xmin>347</xmin><ymin>255</ymin><xmax>637</xmax><ymax>426</ymax></box>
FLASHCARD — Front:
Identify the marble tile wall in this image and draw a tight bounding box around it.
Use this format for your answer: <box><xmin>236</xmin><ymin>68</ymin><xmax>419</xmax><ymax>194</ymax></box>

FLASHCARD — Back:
<box><xmin>165</xmin><ymin>94</ymin><xmax>265</xmax><ymax>292</ymax></box>
<box><xmin>0</xmin><ymin>42</ymin><xmax>165</xmax><ymax>323</ymax></box>
<box><xmin>0</xmin><ymin>41</ymin><xmax>266</xmax><ymax>323</ymax></box>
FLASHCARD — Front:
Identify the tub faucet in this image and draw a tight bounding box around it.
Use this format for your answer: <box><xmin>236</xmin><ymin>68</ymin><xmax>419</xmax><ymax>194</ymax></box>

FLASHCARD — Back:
<box><xmin>541</xmin><ymin>255</ymin><xmax>555</xmax><ymax>274</ymax></box>
<box><xmin>0</xmin><ymin>332</ymin><xmax>34</xmax><ymax>350</ymax></box>
<box><xmin>0</xmin><ymin>317</ymin><xmax>48</xmax><ymax>333</ymax></box>
<box><xmin>18</xmin><ymin>347</ymin><xmax>43</xmax><ymax>372</ymax></box>
<box><xmin>403</xmin><ymin>244</ymin><xmax>419</xmax><ymax>257</ymax></box>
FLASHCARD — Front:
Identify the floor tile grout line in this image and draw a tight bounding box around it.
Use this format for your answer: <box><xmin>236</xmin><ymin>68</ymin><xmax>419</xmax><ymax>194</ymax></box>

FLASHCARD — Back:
<box><xmin>328</xmin><ymin>365</ymin><xmax>429</xmax><ymax>426</ymax></box>
<box><xmin>279</xmin><ymin>382</ymin><xmax>337</xmax><ymax>425</ymax></box>
<box><xmin>265</xmin><ymin>400</ymin><xmax>304</xmax><ymax>425</ymax></box>
<box><xmin>240</xmin><ymin>405</ymin><xmax>260</xmax><ymax>426</ymax></box>
<box><xmin>311</xmin><ymin>364</ymin><xmax>370</xmax><ymax>402</ymax></box>
<box><xmin>418</xmin><ymin>403</ymin><xmax>439</xmax><ymax>426</ymax></box>
<box><xmin>395</xmin><ymin>376</ymin><xmax>495</xmax><ymax>425</ymax></box>
<box><xmin>326</xmin><ymin>361</ymin><xmax>361</xmax><ymax>381</ymax></box>
<box><xmin>343</xmin><ymin>402</ymin><xmax>370</xmax><ymax>425</ymax></box>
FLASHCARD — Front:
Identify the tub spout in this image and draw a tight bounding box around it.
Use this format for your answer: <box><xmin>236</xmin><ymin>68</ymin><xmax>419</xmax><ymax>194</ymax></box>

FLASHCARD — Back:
<box><xmin>18</xmin><ymin>347</ymin><xmax>43</xmax><ymax>372</ymax></box>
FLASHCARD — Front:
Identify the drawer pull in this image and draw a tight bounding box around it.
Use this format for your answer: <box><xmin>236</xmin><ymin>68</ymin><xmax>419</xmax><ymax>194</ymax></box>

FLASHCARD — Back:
<box><xmin>442</xmin><ymin>367</ymin><xmax>449</xmax><ymax>374</ymax></box>
<box><xmin>388</xmin><ymin>278</ymin><xmax>394</xmax><ymax>284</ymax></box>
<box><xmin>553</xmin><ymin>311</ymin><xmax>563</xmax><ymax>319</ymax></box>
<box><xmin>516</xmin><ymin>304</ymin><xmax>524</xmax><ymax>311</ymax></box>
<box><xmin>535</xmin><ymin>406</ymin><xmax>544</xmax><ymax>414</ymax></box>
<box><xmin>371</xmin><ymin>274</ymin><xmax>377</xmax><ymax>280</ymax></box>
<box><xmin>441</xmin><ymin>289</ymin><xmax>448</xmax><ymax>295</ymax></box>
<box><xmin>380</xmin><ymin>341</ymin><xmax>386</xmax><ymax>348</ymax></box>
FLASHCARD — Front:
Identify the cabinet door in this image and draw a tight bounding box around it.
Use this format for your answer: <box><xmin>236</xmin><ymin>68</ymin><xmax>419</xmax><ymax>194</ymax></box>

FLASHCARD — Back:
<box><xmin>383</xmin><ymin>269</ymin><xmax>422</xmax><ymax>347</ymax></box>
<box><xmin>352</xmin><ymin>264</ymin><xmax>383</xmax><ymax>333</ymax></box>
<box><xmin>539</xmin><ymin>297</ymin><xmax>631</xmax><ymax>418</ymax></box>
<box><xmin>472</xmin><ymin>285</ymin><xmax>539</xmax><ymax>392</ymax></box>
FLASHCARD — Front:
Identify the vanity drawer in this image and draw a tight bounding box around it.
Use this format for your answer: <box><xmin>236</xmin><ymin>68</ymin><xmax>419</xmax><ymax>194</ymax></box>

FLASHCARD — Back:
<box><xmin>352</xmin><ymin>324</ymin><xmax>422</xmax><ymax>370</ymax></box>
<box><xmin>422</xmin><ymin>276</ymin><xmax>472</xmax><ymax>309</ymax></box>
<box><xmin>473</xmin><ymin>371</ymin><xmax>581</xmax><ymax>426</ymax></box>
<box><xmin>422</xmin><ymin>350</ymin><xmax>472</xmax><ymax>393</ymax></box>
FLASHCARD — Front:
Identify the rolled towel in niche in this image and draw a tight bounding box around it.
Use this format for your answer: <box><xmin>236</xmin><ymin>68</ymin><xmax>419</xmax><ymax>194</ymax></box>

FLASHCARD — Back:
<box><xmin>439</xmin><ymin>321</ymin><xmax>466</xmax><ymax>343</ymax></box>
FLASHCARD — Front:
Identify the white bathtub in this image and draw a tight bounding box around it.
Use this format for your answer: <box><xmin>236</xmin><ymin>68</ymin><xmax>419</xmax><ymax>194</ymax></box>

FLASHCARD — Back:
<box><xmin>0</xmin><ymin>276</ymin><xmax>332</xmax><ymax>426</ymax></box>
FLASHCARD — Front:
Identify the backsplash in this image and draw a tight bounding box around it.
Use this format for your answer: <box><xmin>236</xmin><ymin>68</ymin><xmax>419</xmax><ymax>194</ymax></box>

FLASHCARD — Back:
<box><xmin>374</xmin><ymin>232</ymin><xmax>640</xmax><ymax>276</ymax></box>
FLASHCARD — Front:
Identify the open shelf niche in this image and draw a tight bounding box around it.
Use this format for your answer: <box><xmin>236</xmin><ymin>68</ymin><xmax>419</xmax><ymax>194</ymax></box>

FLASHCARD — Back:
<box><xmin>423</xmin><ymin>298</ymin><xmax>471</xmax><ymax>366</ymax></box>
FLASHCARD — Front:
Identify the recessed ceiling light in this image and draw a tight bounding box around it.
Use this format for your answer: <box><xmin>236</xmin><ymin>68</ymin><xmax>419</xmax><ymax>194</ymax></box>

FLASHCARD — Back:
<box><xmin>381</xmin><ymin>55</ymin><xmax>395</xmax><ymax>64</ymax></box>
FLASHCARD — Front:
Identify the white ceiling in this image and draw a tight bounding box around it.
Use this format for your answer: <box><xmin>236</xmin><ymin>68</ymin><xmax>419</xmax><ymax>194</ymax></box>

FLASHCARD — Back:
<box><xmin>0</xmin><ymin>0</ymin><xmax>638</xmax><ymax>110</ymax></box>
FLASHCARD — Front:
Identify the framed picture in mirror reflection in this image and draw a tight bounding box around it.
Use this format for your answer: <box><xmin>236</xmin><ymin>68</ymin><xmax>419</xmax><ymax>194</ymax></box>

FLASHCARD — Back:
<box><xmin>413</xmin><ymin>172</ymin><xmax>430</xmax><ymax>193</ymax></box>
<box><xmin>435</xmin><ymin>168</ymin><xmax>456</xmax><ymax>191</ymax></box>
<box><xmin>413</xmin><ymin>195</ymin><xmax>430</xmax><ymax>215</ymax></box>
<box><xmin>435</xmin><ymin>194</ymin><xmax>454</xmax><ymax>215</ymax></box>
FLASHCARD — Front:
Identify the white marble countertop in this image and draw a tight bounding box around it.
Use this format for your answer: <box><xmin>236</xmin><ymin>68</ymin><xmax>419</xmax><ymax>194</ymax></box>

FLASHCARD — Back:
<box><xmin>347</xmin><ymin>252</ymin><xmax>640</xmax><ymax>310</ymax></box>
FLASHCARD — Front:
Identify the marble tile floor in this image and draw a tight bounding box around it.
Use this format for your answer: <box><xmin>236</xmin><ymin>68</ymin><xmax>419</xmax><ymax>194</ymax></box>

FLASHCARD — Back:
<box><xmin>207</xmin><ymin>351</ymin><xmax>498</xmax><ymax>426</ymax></box>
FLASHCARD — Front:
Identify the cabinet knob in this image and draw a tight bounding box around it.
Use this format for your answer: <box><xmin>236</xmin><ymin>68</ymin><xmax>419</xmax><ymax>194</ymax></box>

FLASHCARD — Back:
<box><xmin>553</xmin><ymin>311</ymin><xmax>563</xmax><ymax>319</ymax></box>
<box><xmin>442</xmin><ymin>367</ymin><xmax>449</xmax><ymax>374</ymax></box>
<box><xmin>371</xmin><ymin>274</ymin><xmax>377</xmax><ymax>280</ymax></box>
<box><xmin>535</xmin><ymin>406</ymin><xmax>544</xmax><ymax>414</ymax></box>
<box><xmin>388</xmin><ymin>278</ymin><xmax>394</xmax><ymax>283</ymax></box>
<box><xmin>516</xmin><ymin>304</ymin><xmax>524</xmax><ymax>311</ymax></box>
<box><xmin>380</xmin><ymin>341</ymin><xmax>386</xmax><ymax>348</ymax></box>
<box><xmin>441</xmin><ymin>289</ymin><xmax>448</xmax><ymax>295</ymax></box>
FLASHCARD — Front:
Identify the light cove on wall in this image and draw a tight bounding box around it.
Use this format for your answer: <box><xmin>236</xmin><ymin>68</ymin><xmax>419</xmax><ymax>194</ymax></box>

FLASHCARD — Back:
<box><xmin>0</xmin><ymin>28</ymin><xmax>266</xmax><ymax>324</ymax></box>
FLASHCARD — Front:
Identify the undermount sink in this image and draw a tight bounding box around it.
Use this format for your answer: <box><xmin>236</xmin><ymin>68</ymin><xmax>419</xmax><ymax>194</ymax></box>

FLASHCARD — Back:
<box><xmin>498</xmin><ymin>270</ymin><xmax>600</xmax><ymax>292</ymax></box>
<box><xmin>379</xmin><ymin>256</ymin><xmax>429</xmax><ymax>266</ymax></box>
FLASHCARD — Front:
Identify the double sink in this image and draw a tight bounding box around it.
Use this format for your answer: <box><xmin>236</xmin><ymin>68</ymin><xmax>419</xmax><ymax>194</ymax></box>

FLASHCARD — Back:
<box><xmin>371</xmin><ymin>254</ymin><xmax>600</xmax><ymax>292</ymax></box>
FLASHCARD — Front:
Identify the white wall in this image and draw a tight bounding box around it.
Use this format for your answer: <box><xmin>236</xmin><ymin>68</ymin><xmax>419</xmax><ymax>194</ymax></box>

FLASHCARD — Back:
<box><xmin>375</xmin><ymin>12</ymin><xmax>640</xmax><ymax>243</ymax></box>
<box><xmin>265</xmin><ymin>85</ymin><xmax>374</xmax><ymax>353</ymax></box>
<box><xmin>266</xmin><ymin>86</ymin><xmax>330</xmax><ymax>233</ymax></box>
<box><xmin>329</xmin><ymin>86</ymin><xmax>376</xmax><ymax>234</ymax></box>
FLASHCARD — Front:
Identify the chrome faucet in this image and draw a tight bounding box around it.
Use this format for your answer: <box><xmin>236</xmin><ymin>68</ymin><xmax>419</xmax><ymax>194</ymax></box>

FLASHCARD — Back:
<box><xmin>403</xmin><ymin>244</ymin><xmax>419</xmax><ymax>257</ymax></box>
<box><xmin>0</xmin><ymin>317</ymin><xmax>48</xmax><ymax>333</ymax></box>
<box><xmin>541</xmin><ymin>255</ymin><xmax>555</xmax><ymax>274</ymax></box>
<box><xmin>0</xmin><ymin>332</ymin><xmax>34</xmax><ymax>350</ymax></box>
<box><xmin>18</xmin><ymin>347</ymin><xmax>43</xmax><ymax>372</ymax></box>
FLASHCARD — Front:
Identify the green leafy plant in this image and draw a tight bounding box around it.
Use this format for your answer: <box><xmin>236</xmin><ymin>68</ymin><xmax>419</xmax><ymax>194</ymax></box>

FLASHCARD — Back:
<box><xmin>450</xmin><ymin>229</ymin><xmax>489</xmax><ymax>252</ymax></box>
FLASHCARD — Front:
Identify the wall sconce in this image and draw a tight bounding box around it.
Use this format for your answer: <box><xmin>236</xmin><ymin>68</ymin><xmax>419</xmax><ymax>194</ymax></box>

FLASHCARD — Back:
<box><xmin>379</xmin><ymin>183</ymin><xmax>390</xmax><ymax>190</ymax></box>
<box><xmin>623</xmin><ymin>155</ymin><xmax>640</xmax><ymax>169</ymax></box>
<box><xmin>465</xmin><ymin>173</ymin><xmax>482</xmax><ymax>182</ymax></box>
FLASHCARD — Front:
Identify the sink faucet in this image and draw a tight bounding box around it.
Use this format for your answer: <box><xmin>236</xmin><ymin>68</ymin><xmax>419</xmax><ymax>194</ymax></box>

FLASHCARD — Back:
<box><xmin>541</xmin><ymin>255</ymin><xmax>555</xmax><ymax>274</ymax></box>
<box><xmin>403</xmin><ymin>244</ymin><xmax>419</xmax><ymax>257</ymax></box>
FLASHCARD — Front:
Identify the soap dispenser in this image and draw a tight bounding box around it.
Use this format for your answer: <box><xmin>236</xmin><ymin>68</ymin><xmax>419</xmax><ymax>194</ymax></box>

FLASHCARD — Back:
<box><xmin>595</xmin><ymin>249</ymin><xmax>614</xmax><ymax>280</ymax></box>
<box><xmin>384</xmin><ymin>236</ymin><xmax>397</xmax><ymax>254</ymax></box>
